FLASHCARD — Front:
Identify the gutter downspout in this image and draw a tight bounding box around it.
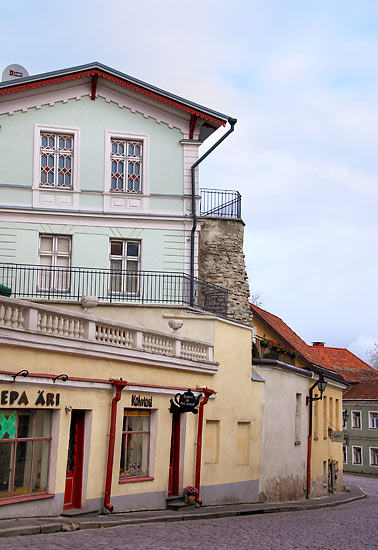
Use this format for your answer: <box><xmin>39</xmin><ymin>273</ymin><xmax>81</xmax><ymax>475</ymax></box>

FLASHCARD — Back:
<box><xmin>104</xmin><ymin>379</ymin><xmax>127</xmax><ymax>512</ymax></box>
<box><xmin>189</xmin><ymin>118</ymin><xmax>237</xmax><ymax>307</ymax></box>
<box><xmin>194</xmin><ymin>388</ymin><xmax>214</xmax><ymax>505</ymax></box>
<box><xmin>306</xmin><ymin>379</ymin><xmax>318</xmax><ymax>499</ymax></box>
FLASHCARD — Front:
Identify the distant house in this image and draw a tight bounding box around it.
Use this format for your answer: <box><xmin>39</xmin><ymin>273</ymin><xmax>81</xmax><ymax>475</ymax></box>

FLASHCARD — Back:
<box><xmin>251</xmin><ymin>304</ymin><xmax>348</xmax><ymax>500</ymax></box>
<box><xmin>310</xmin><ymin>343</ymin><xmax>378</xmax><ymax>475</ymax></box>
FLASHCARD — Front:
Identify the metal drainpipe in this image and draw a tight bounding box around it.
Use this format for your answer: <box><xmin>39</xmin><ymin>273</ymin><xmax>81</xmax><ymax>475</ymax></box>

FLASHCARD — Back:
<box><xmin>104</xmin><ymin>379</ymin><xmax>128</xmax><ymax>512</ymax></box>
<box><xmin>306</xmin><ymin>379</ymin><xmax>318</xmax><ymax>499</ymax></box>
<box><xmin>189</xmin><ymin>118</ymin><xmax>237</xmax><ymax>307</ymax></box>
<box><xmin>194</xmin><ymin>388</ymin><xmax>215</xmax><ymax>505</ymax></box>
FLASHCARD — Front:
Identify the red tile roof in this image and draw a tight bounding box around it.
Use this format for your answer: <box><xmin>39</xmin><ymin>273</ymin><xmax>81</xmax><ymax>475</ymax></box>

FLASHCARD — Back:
<box><xmin>310</xmin><ymin>346</ymin><xmax>376</xmax><ymax>383</ymax></box>
<box><xmin>250</xmin><ymin>303</ymin><xmax>376</xmax><ymax>388</ymax></box>
<box><xmin>344</xmin><ymin>379</ymin><xmax>378</xmax><ymax>400</ymax></box>
<box><xmin>250</xmin><ymin>304</ymin><xmax>330</xmax><ymax>369</ymax></box>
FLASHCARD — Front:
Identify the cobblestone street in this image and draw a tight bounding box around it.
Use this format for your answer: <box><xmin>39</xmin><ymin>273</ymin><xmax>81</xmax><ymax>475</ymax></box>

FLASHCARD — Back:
<box><xmin>0</xmin><ymin>475</ymin><xmax>376</xmax><ymax>550</ymax></box>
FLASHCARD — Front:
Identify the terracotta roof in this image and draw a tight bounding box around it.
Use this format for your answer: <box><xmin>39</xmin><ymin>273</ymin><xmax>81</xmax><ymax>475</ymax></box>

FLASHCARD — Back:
<box><xmin>250</xmin><ymin>304</ymin><xmax>330</xmax><ymax>369</ymax></box>
<box><xmin>344</xmin><ymin>379</ymin><xmax>378</xmax><ymax>400</ymax></box>
<box><xmin>250</xmin><ymin>303</ymin><xmax>377</xmax><ymax>392</ymax></box>
<box><xmin>310</xmin><ymin>346</ymin><xmax>376</xmax><ymax>383</ymax></box>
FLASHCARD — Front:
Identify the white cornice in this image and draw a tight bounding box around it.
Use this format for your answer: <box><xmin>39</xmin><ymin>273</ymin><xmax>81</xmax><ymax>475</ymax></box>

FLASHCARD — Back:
<box><xmin>0</xmin><ymin>82</ymin><xmax>191</xmax><ymax>137</ymax></box>
<box><xmin>0</xmin><ymin>209</ymin><xmax>194</xmax><ymax>230</ymax></box>
<box><xmin>0</xmin><ymin>330</ymin><xmax>218</xmax><ymax>375</ymax></box>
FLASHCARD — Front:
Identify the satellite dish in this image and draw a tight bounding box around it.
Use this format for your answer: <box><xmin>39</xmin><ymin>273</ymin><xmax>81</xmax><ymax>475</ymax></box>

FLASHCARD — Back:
<box><xmin>2</xmin><ymin>64</ymin><xmax>29</xmax><ymax>82</ymax></box>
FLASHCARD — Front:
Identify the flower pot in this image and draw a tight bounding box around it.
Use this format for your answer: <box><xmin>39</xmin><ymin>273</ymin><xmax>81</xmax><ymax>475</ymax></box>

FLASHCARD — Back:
<box><xmin>186</xmin><ymin>494</ymin><xmax>196</xmax><ymax>503</ymax></box>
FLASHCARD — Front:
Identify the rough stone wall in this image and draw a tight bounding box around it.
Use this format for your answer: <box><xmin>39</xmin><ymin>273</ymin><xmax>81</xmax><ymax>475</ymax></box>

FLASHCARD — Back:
<box><xmin>198</xmin><ymin>218</ymin><xmax>252</xmax><ymax>325</ymax></box>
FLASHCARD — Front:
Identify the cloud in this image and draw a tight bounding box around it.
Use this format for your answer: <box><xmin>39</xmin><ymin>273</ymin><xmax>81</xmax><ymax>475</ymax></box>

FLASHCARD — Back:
<box><xmin>0</xmin><ymin>0</ymin><xmax>377</xmax><ymax>360</ymax></box>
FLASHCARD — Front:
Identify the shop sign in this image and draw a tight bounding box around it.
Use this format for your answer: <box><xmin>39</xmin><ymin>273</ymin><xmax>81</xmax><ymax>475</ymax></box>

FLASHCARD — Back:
<box><xmin>331</xmin><ymin>430</ymin><xmax>343</xmax><ymax>442</ymax></box>
<box><xmin>0</xmin><ymin>389</ymin><xmax>60</xmax><ymax>407</ymax></box>
<box><xmin>131</xmin><ymin>394</ymin><xmax>152</xmax><ymax>407</ymax></box>
<box><xmin>170</xmin><ymin>389</ymin><xmax>200</xmax><ymax>414</ymax></box>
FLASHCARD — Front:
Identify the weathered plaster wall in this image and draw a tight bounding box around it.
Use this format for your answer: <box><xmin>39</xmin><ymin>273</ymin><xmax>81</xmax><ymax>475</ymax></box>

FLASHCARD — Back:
<box><xmin>198</xmin><ymin>218</ymin><xmax>252</xmax><ymax>325</ymax></box>
<box><xmin>256</xmin><ymin>364</ymin><xmax>310</xmax><ymax>502</ymax></box>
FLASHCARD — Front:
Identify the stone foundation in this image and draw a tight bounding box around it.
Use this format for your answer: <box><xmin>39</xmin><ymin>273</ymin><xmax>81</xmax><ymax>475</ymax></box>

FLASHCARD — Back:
<box><xmin>259</xmin><ymin>474</ymin><xmax>306</xmax><ymax>502</ymax></box>
<box><xmin>199</xmin><ymin>218</ymin><xmax>252</xmax><ymax>325</ymax></box>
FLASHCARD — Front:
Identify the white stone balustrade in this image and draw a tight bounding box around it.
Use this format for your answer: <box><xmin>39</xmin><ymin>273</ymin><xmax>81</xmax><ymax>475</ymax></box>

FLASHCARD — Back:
<box><xmin>0</xmin><ymin>296</ymin><xmax>215</xmax><ymax>366</ymax></box>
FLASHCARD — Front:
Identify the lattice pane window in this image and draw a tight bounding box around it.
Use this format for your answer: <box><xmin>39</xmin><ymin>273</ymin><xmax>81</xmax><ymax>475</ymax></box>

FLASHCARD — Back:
<box><xmin>40</xmin><ymin>133</ymin><xmax>73</xmax><ymax>188</ymax></box>
<box><xmin>111</xmin><ymin>139</ymin><xmax>142</xmax><ymax>193</ymax></box>
<box><xmin>109</xmin><ymin>239</ymin><xmax>140</xmax><ymax>294</ymax></box>
<box><xmin>38</xmin><ymin>235</ymin><xmax>71</xmax><ymax>292</ymax></box>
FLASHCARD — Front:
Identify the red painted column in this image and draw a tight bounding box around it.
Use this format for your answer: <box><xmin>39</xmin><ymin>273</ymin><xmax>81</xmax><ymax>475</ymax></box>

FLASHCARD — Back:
<box><xmin>104</xmin><ymin>380</ymin><xmax>127</xmax><ymax>512</ymax></box>
<box><xmin>194</xmin><ymin>388</ymin><xmax>214</xmax><ymax>505</ymax></box>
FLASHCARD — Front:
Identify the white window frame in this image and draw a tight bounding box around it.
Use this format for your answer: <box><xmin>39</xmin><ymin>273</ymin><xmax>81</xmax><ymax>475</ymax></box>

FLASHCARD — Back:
<box><xmin>109</xmin><ymin>239</ymin><xmax>141</xmax><ymax>295</ymax></box>
<box><xmin>343</xmin><ymin>444</ymin><xmax>347</xmax><ymax>464</ymax></box>
<box><xmin>369</xmin><ymin>447</ymin><xmax>378</xmax><ymax>467</ymax></box>
<box><xmin>38</xmin><ymin>234</ymin><xmax>72</xmax><ymax>292</ymax></box>
<box><xmin>351</xmin><ymin>410</ymin><xmax>362</xmax><ymax>429</ymax></box>
<box><xmin>104</xmin><ymin>131</ymin><xmax>149</xmax><ymax>196</ymax></box>
<box><xmin>352</xmin><ymin>445</ymin><xmax>363</xmax><ymax>465</ymax></box>
<box><xmin>368</xmin><ymin>411</ymin><xmax>378</xmax><ymax>430</ymax></box>
<box><xmin>342</xmin><ymin>409</ymin><xmax>348</xmax><ymax>430</ymax></box>
<box><xmin>33</xmin><ymin>124</ymin><xmax>80</xmax><ymax>192</ymax></box>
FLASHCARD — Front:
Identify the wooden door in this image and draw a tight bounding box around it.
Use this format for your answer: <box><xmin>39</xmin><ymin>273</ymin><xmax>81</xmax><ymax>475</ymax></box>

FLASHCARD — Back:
<box><xmin>168</xmin><ymin>413</ymin><xmax>181</xmax><ymax>496</ymax></box>
<box><xmin>64</xmin><ymin>410</ymin><xmax>85</xmax><ymax>510</ymax></box>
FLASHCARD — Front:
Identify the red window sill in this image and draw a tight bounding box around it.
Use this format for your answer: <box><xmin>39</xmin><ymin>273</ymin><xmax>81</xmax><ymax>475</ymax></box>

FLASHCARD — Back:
<box><xmin>119</xmin><ymin>476</ymin><xmax>154</xmax><ymax>484</ymax></box>
<box><xmin>0</xmin><ymin>493</ymin><xmax>54</xmax><ymax>506</ymax></box>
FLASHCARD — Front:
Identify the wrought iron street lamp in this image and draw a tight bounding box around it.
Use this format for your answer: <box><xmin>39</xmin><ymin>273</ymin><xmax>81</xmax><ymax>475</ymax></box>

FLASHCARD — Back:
<box><xmin>343</xmin><ymin>409</ymin><xmax>350</xmax><ymax>427</ymax></box>
<box><xmin>306</xmin><ymin>374</ymin><xmax>327</xmax><ymax>405</ymax></box>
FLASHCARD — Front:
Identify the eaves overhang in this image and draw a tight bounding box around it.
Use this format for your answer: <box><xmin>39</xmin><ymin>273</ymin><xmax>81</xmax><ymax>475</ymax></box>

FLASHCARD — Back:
<box><xmin>0</xmin><ymin>62</ymin><xmax>231</xmax><ymax>128</ymax></box>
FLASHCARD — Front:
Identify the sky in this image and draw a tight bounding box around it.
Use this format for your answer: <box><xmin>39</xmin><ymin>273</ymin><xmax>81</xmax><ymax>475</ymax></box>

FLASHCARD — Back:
<box><xmin>0</xmin><ymin>0</ymin><xmax>377</xmax><ymax>361</ymax></box>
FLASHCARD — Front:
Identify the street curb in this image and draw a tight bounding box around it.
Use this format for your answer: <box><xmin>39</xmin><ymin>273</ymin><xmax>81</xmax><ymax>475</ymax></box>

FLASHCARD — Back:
<box><xmin>0</xmin><ymin>490</ymin><xmax>367</xmax><ymax>538</ymax></box>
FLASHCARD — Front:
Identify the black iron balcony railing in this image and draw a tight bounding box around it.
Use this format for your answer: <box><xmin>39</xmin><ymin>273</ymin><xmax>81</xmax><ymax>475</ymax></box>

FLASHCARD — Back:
<box><xmin>0</xmin><ymin>264</ymin><xmax>228</xmax><ymax>317</ymax></box>
<box><xmin>253</xmin><ymin>336</ymin><xmax>297</xmax><ymax>366</ymax></box>
<box><xmin>200</xmin><ymin>188</ymin><xmax>241</xmax><ymax>219</ymax></box>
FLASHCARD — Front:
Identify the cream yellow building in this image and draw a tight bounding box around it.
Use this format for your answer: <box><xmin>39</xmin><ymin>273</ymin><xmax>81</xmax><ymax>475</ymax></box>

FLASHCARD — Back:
<box><xmin>0</xmin><ymin>296</ymin><xmax>263</xmax><ymax>518</ymax></box>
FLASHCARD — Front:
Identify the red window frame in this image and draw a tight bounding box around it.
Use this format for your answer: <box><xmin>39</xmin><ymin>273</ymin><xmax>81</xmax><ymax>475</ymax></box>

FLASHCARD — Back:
<box><xmin>0</xmin><ymin>409</ymin><xmax>52</xmax><ymax>500</ymax></box>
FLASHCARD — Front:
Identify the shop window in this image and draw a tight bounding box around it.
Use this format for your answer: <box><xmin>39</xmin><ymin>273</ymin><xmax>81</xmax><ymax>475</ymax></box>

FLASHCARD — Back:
<box><xmin>351</xmin><ymin>411</ymin><xmax>362</xmax><ymax>429</ymax></box>
<box><xmin>119</xmin><ymin>410</ymin><xmax>150</xmax><ymax>479</ymax></box>
<box><xmin>0</xmin><ymin>410</ymin><xmax>52</xmax><ymax>500</ymax></box>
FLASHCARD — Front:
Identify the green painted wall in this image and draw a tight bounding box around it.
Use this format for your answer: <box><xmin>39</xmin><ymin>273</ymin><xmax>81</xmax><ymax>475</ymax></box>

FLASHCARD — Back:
<box><xmin>0</xmin><ymin>95</ymin><xmax>184</xmax><ymax>204</ymax></box>
<box><xmin>0</xmin><ymin>222</ymin><xmax>184</xmax><ymax>272</ymax></box>
<box><xmin>343</xmin><ymin>403</ymin><xmax>378</xmax><ymax>475</ymax></box>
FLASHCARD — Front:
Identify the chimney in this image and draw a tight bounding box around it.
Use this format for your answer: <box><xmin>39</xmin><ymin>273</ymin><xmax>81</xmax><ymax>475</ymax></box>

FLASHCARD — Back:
<box><xmin>312</xmin><ymin>342</ymin><xmax>325</xmax><ymax>348</ymax></box>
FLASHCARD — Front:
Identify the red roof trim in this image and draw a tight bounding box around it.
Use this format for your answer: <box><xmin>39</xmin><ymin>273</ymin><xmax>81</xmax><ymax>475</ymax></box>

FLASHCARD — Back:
<box><xmin>0</xmin><ymin>69</ymin><xmax>226</xmax><ymax>127</ymax></box>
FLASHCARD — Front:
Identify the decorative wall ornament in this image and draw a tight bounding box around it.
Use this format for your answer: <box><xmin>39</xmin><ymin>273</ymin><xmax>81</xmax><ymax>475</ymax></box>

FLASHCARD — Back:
<box><xmin>168</xmin><ymin>319</ymin><xmax>183</xmax><ymax>333</ymax></box>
